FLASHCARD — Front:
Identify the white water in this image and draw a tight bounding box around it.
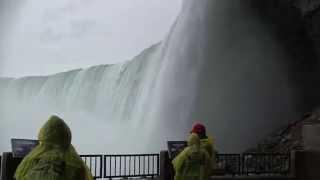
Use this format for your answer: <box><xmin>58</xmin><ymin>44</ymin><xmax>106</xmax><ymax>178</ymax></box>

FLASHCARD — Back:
<box><xmin>0</xmin><ymin>43</ymin><xmax>163</xmax><ymax>153</ymax></box>
<box><xmin>0</xmin><ymin>0</ymin><xmax>309</xmax><ymax>153</ymax></box>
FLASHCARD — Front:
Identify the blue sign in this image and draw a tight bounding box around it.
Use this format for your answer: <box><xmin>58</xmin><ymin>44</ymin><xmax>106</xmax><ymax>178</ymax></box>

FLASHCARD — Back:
<box><xmin>11</xmin><ymin>139</ymin><xmax>39</xmax><ymax>158</ymax></box>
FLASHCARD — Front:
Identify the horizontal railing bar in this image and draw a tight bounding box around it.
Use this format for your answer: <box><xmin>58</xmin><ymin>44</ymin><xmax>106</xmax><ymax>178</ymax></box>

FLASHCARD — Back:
<box><xmin>104</xmin><ymin>154</ymin><xmax>159</xmax><ymax>156</ymax></box>
<box><xmin>243</xmin><ymin>153</ymin><xmax>290</xmax><ymax>156</ymax></box>
<box><xmin>104</xmin><ymin>174</ymin><xmax>158</xmax><ymax>178</ymax></box>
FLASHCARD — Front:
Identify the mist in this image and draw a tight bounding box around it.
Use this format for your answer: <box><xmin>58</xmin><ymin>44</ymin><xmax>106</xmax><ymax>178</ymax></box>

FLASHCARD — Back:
<box><xmin>0</xmin><ymin>0</ymin><xmax>181</xmax><ymax>77</ymax></box>
<box><xmin>0</xmin><ymin>0</ymin><xmax>318</xmax><ymax>154</ymax></box>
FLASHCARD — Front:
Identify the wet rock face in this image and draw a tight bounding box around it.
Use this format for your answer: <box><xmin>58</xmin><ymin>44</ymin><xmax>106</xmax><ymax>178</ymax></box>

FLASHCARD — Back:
<box><xmin>292</xmin><ymin>0</ymin><xmax>320</xmax><ymax>15</ymax></box>
<box><xmin>245</xmin><ymin>109</ymin><xmax>320</xmax><ymax>153</ymax></box>
<box><xmin>295</xmin><ymin>0</ymin><xmax>320</xmax><ymax>110</ymax></box>
<box><xmin>305</xmin><ymin>9</ymin><xmax>320</xmax><ymax>59</ymax></box>
<box><xmin>239</xmin><ymin>0</ymin><xmax>320</xmax><ymax>108</ymax></box>
<box><xmin>290</xmin><ymin>0</ymin><xmax>320</xmax><ymax>58</ymax></box>
<box><xmin>289</xmin><ymin>0</ymin><xmax>320</xmax><ymax>62</ymax></box>
<box><xmin>274</xmin><ymin>0</ymin><xmax>320</xmax><ymax>110</ymax></box>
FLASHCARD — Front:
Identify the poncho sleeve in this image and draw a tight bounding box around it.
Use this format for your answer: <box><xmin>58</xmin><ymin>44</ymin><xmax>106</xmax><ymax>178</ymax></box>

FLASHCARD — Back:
<box><xmin>172</xmin><ymin>147</ymin><xmax>190</xmax><ymax>173</ymax></box>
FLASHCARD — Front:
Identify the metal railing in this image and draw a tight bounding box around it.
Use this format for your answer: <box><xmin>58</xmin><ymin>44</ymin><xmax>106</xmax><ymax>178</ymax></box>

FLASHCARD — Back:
<box><xmin>78</xmin><ymin>153</ymin><xmax>289</xmax><ymax>178</ymax></box>
<box><xmin>216</xmin><ymin>154</ymin><xmax>241</xmax><ymax>175</ymax></box>
<box><xmin>213</xmin><ymin>153</ymin><xmax>291</xmax><ymax>176</ymax></box>
<box><xmin>242</xmin><ymin>153</ymin><xmax>291</xmax><ymax>175</ymax></box>
<box><xmin>104</xmin><ymin>154</ymin><xmax>159</xmax><ymax>179</ymax></box>
<box><xmin>80</xmin><ymin>154</ymin><xmax>103</xmax><ymax>179</ymax></box>
<box><xmin>0</xmin><ymin>152</ymin><xmax>288</xmax><ymax>179</ymax></box>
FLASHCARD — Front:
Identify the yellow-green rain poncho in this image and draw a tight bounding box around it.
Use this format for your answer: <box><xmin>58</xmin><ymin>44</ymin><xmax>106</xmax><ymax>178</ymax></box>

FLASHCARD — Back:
<box><xmin>200</xmin><ymin>136</ymin><xmax>217</xmax><ymax>169</ymax></box>
<box><xmin>172</xmin><ymin>133</ymin><xmax>212</xmax><ymax>180</ymax></box>
<box><xmin>15</xmin><ymin>115</ymin><xmax>93</xmax><ymax>180</ymax></box>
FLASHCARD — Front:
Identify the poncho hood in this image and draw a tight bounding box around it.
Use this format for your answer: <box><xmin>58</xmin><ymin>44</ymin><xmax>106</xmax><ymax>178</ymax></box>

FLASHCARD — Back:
<box><xmin>38</xmin><ymin>115</ymin><xmax>72</xmax><ymax>148</ymax></box>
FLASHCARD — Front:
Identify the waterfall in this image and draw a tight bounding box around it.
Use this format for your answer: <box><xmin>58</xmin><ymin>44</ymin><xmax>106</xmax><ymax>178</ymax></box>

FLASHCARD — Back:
<box><xmin>144</xmin><ymin>0</ymin><xmax>314</xmax><ymax>153</ymax></box>
<box><xmin>0</xmin><ymin>0</ymin><xmax>315</xmax><ymax>153</ymax></box>
<box><xmin>0</xmin><ymin>43</ymin><xmax>164</xmax><ymax>153</ymax></box>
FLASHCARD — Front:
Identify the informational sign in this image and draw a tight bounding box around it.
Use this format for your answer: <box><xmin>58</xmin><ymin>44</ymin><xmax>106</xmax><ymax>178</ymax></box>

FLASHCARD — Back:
<box><xmin>11</xmin><ymin>139</ymin><xmax>39</xmax><ymax>158</ymax></box>
<box><xmin>167</xmin><ymin>141</ymin><xmax>187</xmax><ymax>159</ymax></box>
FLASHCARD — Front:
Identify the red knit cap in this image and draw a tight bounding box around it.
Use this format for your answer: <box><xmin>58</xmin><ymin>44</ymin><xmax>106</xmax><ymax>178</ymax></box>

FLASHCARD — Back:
<box><xmin>191</xmin><ymin>123</ymin><xmax>206</xmax><ymax>135</ymax></box>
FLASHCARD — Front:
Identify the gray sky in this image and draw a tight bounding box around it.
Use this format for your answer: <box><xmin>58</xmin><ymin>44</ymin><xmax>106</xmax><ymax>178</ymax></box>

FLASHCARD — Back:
<box><xmin>0</xmin><ymin>0</ymin><xmax>182</xmax><ymax>77</ymax></box>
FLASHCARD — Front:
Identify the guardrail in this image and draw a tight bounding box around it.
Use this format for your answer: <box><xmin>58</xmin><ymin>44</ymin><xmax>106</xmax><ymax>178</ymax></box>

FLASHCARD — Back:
<box><xmin>160</xmin><ymin>151</ymin><xmax>292</xmax><ymax>180</ymax></box>
<box><xmin>215</xmin><ymin>153</ymin><xmax>291</xmax><ymax>176</ymax></box>
<box><xmin>214</xmin><ymin>153</ymin><xmax>291</xmax><ymax>176</ymax></box>
<box><xmin>104</xmin><ymin>154</ymin><xmax>159</xmax><ymax>179</ymax></box>
<box><xmin>80</xmin><ymin>154</ymin><xmax>103</xmax><ymax>179</ymax></box>
<box><xmin>0</xmin><ymin>152</ymin><xmax>291</xmax><ymax>179</ymax></box>
<box><xmin>216</xmin><ymin>154</ymin><xmax>241</xmax><ymax>175</ymax></box>
<box><xmin>242</xmin><ymin>153</ymin><xmax>291</xmax><ymax>175</ymax></box>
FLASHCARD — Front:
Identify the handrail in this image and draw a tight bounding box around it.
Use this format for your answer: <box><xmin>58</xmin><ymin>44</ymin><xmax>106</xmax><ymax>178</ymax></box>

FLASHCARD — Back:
<box><xmin>80</xmin><ymin>154</ymin><xmax>103</xmax><ymax>179</ymax></box>
<box><xmin>242</xmin><ymin>153</ymin><xmax>291</xmax><ymax>175</ymax></box>
<box><xmin>216</xmin><ymin>154</ymin><xmax>241</xmax><ymax>175</ymax></box>
<box><xmin>0</xmin><ymin>152</ymin><xmax>291</xmax><ymax>179</ymax></box>
<box><xmin>103</xmin><ymin>154</ymin><xmax>159</xmax><ymax>179</ymax></box>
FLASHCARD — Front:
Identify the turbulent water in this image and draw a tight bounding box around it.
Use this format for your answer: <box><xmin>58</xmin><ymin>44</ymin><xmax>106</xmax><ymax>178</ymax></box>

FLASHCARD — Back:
<box><xmin>0</xmin><ymin>0</ymin><xmax>316</xmax><ymax>153</ymax></box>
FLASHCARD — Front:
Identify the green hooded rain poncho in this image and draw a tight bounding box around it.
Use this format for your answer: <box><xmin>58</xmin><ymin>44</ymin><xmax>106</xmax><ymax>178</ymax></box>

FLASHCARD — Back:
<box><xmin>200</xmin><ymin>136</ymin><xmax>216</xmax><ymax>169</ymax></box>
<box><xmin>15</xmin><ymin>115</ymin><xmax>93</xmax><ymax>180</ymax></box>
<box><xmin>172</xmin><ymin>133</ymin><xmax>212</xmax><ymax>180</ymax></box>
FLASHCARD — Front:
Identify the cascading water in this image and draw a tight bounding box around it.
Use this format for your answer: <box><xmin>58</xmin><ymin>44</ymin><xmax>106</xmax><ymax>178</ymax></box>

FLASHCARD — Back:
<box><xmin>147</xmin><ymin>0</ymin><xmax>317</xmax><ymax>153</ymax></box>
<box><xmin>0</xmin><ymin>43</ymin><xmax>164</xmax><ymax>153</ymax></box>
<box><xmin>0</xmin><ymin>0</ymin><xmax>316</xmax><ymax>153</ymax></box>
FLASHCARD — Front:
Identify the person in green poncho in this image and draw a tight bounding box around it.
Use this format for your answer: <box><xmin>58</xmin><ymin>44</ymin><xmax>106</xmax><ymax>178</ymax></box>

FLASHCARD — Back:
<box><xmin>172</xmin><ymin>133</ymin><xmax>212</xmax><ymax>180</ymax></box>
<box><xmin>15</xmin><ymin>115</ymin><xmax>93</xmax><ymax>180</ymax></box>
<box><xmin>190</xmin><ymin>122</ymin><xmax>217</xmax><ymax>169</ymax></box>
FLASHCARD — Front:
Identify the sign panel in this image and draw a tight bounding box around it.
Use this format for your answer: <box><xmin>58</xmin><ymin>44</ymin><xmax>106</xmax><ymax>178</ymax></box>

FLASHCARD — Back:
<box><xmin>11</xmin><ymin>139</ymin><xmax>39</xmax><ymax>158</ymax></box>
<box><xmin>167</xmin><ymin>141</ymin><xmax>187</xmax><ymax>159</ymax></box>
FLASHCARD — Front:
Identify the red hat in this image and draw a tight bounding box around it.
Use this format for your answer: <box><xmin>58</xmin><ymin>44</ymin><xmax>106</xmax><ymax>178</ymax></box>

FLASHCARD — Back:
<box><xmin>191</xmin><ymin>123</ymin><xmax>206</xmax><ymax>135</ymax></box>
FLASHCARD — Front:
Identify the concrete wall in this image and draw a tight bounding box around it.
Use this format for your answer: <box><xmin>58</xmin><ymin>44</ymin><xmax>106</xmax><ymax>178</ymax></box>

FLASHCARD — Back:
<box><xmin>294</xmin><ymin>150</ymin><xmax>320</xmax><ymax>180</ymax></box>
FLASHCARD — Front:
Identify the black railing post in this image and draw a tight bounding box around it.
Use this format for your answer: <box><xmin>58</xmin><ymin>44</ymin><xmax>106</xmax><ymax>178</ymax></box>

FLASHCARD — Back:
<box><xmin>114</xmin><ymin>156</ymin><xmax>116</xmax><ymax>177</ymax></box>
<box><xmin>0</xmin><ymin>155</ymin><xmax>2</xmax><ymax>177</ymax></box>
<box><xmin>109</xmin><ymin>156</ymin><xmax>111</xmax><ymax>178</ymax></box>
<box><xmin>138</xmin><ymin>155</ymin><xmax>140</xmax><ymax>175</ymax></box>
<box><xmin>119</xmin><ymin>155</ymin><xmax>122</xmax><ymax>176</ymax></box>
<box><xmin>80</xmin><ymin>154</ymin><xmax>103</xmax><ymax>179</ymax></box>
<box><xmin>134</xmin><ymin>155</ymin><xmax>136</xmax><ymax>176</ymax></box>
<box><xmin>157</xmin><ymin>154</ymin><xmax>160</xmax><ymax>178</ymax></box>
<box><xmin>152</xmin><ymin>155</ymin><xmax>154</xmax><ymax>176</ymax></box>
